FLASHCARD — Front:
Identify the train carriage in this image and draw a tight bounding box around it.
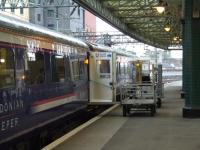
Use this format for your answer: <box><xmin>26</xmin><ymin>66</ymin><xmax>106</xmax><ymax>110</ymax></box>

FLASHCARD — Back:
<box><xmin>0</xmin><ymin>13</ymin><xmax>89</xmax><ymax>143</ymax></box>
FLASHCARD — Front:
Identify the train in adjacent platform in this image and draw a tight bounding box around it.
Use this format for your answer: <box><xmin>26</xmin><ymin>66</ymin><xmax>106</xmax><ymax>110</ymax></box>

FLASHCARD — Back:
<box><xmin>0</xmin><ymin>13</ymin><xmax>136</xmax><ymax>145</ymax></box>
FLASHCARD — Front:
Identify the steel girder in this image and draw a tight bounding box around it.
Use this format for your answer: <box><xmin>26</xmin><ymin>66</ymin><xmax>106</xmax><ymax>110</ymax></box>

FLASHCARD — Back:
<box><xmin>73</xmin><ymin>0</ymin><xmax>168</xmax><ymax>49</ymax></box>
<box><xmin>0</xmin><ymin>0</ymin><xmax>182</xmax><ymax>48</ymax></box>
<box><xmin>73</xmin><ymin>0</ymin><xmax>182</xmax><ymax>49</ymax></box>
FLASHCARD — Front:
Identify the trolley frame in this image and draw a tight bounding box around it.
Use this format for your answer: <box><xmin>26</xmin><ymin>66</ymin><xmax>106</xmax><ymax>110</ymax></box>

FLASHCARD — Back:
<box><xmin>120</xmin><ymin>83</ymin><xmax>157</xmax><ymax>116</ymax></box>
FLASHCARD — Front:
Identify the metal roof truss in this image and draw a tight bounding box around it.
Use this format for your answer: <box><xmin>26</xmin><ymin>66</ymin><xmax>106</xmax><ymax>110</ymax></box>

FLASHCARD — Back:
<box><xmin>73</xmin><ymin>0</ymin><xmax>182</xmax><ymax>49</ymax></box>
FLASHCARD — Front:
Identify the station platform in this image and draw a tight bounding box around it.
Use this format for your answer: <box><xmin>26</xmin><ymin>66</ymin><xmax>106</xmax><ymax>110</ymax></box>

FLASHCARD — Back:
<box><xmin>43</xmin><ymin>81</ymin><xmax>200</xmax><ymax>150</ymax></box>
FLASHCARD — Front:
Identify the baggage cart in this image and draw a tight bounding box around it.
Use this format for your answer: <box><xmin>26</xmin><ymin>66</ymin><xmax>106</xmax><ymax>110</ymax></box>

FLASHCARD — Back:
<box><xmin>121</xmin><ymin>83</ymin><xmax>157</xmax><ymax>116</ymax></box>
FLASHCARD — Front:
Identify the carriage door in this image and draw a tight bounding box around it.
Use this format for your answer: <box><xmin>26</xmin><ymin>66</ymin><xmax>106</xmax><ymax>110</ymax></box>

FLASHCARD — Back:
<box><xmin>89</xmin><ymin>52</ymin><xmax>115</xmax><ymax>103</ymax></box>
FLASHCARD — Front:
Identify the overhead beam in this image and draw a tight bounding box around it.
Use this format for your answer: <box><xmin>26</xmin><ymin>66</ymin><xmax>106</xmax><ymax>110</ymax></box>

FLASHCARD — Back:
<box><xmin>119</xmin><ymin>15</ymin><xmax>168</xmax><ymax>18</ymax></box>
<box><xmin>73</xmin><ymin>0</ymin><xmax>167</xmax><ymax>49</ymax></box>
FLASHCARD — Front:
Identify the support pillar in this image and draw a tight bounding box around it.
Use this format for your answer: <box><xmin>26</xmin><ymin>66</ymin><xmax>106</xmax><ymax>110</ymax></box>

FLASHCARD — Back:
<box><xmin>183</xmin><ymin>0</ymin><xmax>200</xmax><ymax>117</ymax></box>
<box><xmin>181</xmin><ymin>0</ymin><xmax>186</xmax><ymax>99</ymax></box>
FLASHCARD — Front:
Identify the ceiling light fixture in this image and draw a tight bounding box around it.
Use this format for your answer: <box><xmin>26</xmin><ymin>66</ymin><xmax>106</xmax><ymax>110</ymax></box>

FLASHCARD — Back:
<box><xmin>153</xmin><ymin>0</ymin><xmax>167</xmax><ymax>14</ymax></box>
<box><xmin>164</xmin><ymin>26</ymin><xmax>171</xmax><ymax>32</ymax></box>
<box><xmin>155</xmin><ymin>6</ymin><xmax>165</xmax><ymax>13</ymax></box>
<box><xmin>173</xmin><ymin>36</ymin><xmax>178</xmax><ymax>41</ymax></box>
<box><xmin>0</xmin><ymin>58</ymin><xmax>5</xmax><ymax>63</ymax></box>
<box><xmin>164</xmin><ymin>17</ymin><xmax>171</xmax><ymax>32</ymax></box>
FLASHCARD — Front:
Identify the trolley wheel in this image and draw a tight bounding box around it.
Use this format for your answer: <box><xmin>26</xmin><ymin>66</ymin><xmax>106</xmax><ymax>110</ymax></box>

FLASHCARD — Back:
<box><xmin>123</xmin><ymin>105</ymin><xmax>127</xmax><ymax>117</ymax></box>
<box><xmin>157</xmin><ymin>98</ymin><xmax>162</xmax><ymax>108</ymax></box>
<box><xmin>150</xmin><ymin>105</ymin><xmax>156</xmax><ymax>116</ymax></box>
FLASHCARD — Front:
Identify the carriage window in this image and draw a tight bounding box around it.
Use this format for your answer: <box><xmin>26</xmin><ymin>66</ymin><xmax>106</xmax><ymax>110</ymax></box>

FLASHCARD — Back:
<box><xmin>0</xmin><ymin>48</ymin><xmax>15</xmax><ymax>88</ymax></box>
<box><xmin>51</xmin><ymin>55</ymin><xmax>65</xmax><ymax>82</ymax></box>
<box><xmin>116</xmin><ymin>62</ymin><xmax>120</xmax><ymax>75</ymax></box>
<box><xmin>96</xmin><ymin>60</ymin><xmax>110</xmax><ymax>78</ymax></box>
<box><xmin>25</xmin><ymin>51</ymin><xmax>45</xmax><ymax>85</ymax></box>
<box><xmin>80</xmin><ymin>60</ymin><xmax>86</xmax><ymax>75</ymax></box>
<box><xmin>99</xmin><ymin>60</ymin><xmax>110</xmax><ymax>73</ymax></box>
<box><xmin>124</xmin><ymin>63</ymin><xmax>128</xmax><ymax>74</ymax></box>
<box><xmin>65</xmin><ymin>56</ymin><xmax>71</xmax><ymax>80</ymax></box>
<box><xmin>72</xmin><ymin>61</ymin><xmax>79</xmax><ymax>80</ymax></box>
<box><xmin>79</xmin><ymin>59</ymin><xmax>87</xmax><ymax>80</ymax></box>
<box><xmin>127</xmin><ymin>63</ymin><xmax>131</xmax><ymax>77</ymax></box>
<box><xmin>120</xmin><ymin>63</ymin><xmax>125</xmax><ymax>75</ymax></box>
<box><xmin>15</xmin><ymin>49</ymin><xmax>24</xmax><ymax>70</ymax></box>
<box><xmin>116</xmin><ymin>62</ymin><xmax>120</xmax><ymax>81</ymax></box>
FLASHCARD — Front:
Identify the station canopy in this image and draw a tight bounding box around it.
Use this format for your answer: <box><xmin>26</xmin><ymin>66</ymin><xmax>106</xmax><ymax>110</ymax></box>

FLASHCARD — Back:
<box><xmin>73</xmin><ymin>0</ymin><xmax>182</xmax><ymax>49</ymax></box>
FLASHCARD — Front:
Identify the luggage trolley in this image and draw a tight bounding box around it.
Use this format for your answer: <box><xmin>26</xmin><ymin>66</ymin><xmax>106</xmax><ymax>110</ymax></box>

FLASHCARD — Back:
<box><xmin>121</xmin><ymin>82</ymin><xmax>157</xmax><ymax>116</ymax></box>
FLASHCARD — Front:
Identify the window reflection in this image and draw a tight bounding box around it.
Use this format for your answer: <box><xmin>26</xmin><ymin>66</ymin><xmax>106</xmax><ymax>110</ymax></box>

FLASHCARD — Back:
<box><xmin>51</xmin><ymin>54</ymin><xmax>65</xmax><ymax>82</ymax></box>
<box><xmin>0</xmin><ymin>48</ymin><xmax>15</xmax><ymax>88</ymax></box>
<box><xmin>24</xmin><ymin>51</ymin><xmax>45</xmax><ymax>85</ymax></box>
<box><xmin>97</xmin><ymin>60</ymin><xmax>110</xmax><ymax>78</ymax></box>
<box><xmin>99</xmin><ymin>60</ymin><xmax>110</xmax><ymax>73</ymax></box>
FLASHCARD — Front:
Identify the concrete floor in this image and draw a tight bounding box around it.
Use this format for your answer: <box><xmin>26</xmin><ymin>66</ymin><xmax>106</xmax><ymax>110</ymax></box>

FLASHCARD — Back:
<box><xmin>53</xmin><ymin>81</ymin><xmax>200</xmax><ymax>150</ymax></box>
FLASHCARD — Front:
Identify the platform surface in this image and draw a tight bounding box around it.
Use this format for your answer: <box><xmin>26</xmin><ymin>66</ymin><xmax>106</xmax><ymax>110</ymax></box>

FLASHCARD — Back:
<box><xmin>50</xmin><ymin>81</ymin><xmax>200</xmax><ymax>150</ymax></box>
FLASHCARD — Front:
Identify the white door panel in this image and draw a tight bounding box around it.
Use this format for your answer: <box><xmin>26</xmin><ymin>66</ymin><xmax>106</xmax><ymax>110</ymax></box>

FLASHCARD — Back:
<box><xmin>89</xmin><ymin>52</ymin><xmax>115</xmax><ymax>103</ymax></box>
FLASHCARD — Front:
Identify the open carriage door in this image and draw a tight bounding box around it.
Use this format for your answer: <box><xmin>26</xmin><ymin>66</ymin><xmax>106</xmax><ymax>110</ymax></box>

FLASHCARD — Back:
<box><xmin>89</xmin><ymin>52</ymin><xmax>116</xmax><ymax>103</ymax></box>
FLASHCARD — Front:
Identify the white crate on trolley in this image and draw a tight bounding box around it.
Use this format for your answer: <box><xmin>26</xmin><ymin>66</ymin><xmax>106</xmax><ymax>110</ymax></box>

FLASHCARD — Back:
<box><xmin>120</xmin><ymin>83</ymin><xmax>157</xmax><ymax>116</ymax></box>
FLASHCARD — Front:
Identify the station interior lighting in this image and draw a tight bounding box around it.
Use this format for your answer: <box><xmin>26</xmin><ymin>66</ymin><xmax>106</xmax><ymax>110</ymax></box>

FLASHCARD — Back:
<box><xmin>164</xmin><ymin>26</ymin><xmax>171</xmax><ymax>32</ymax></box>
<box><xmin>0</xmin><ymin>58</ymin><xmax>5</xmax><ymax>63</ymax></box>
<box><xmin>153</xmin><ymin>0</ymin><xmax>167</xmax><ymax>14</ymax></box>
<box><xmin>22</xmin><ymin>75</ymin><xmax>26</xmax><ymax>80</ymax></box>
<box><xmin>164</xmin><ymin>18</ymin><xmax>171</xmax><ymax>32</ymax></box>
<box><xmin>155</xmin><ymin>6</ymin><xmax>165</xmax><ymax>14</ymax></box>
<box><xmin>173</xmin><ymin>37</ymin><xmax>178</xmax><ymax>41</ymax></box>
